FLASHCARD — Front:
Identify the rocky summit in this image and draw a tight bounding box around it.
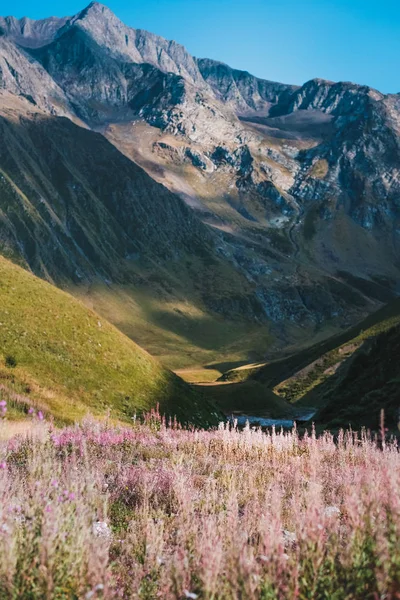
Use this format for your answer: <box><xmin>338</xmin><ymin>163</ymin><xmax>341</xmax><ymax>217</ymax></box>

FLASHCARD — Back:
<box><xmin>0</xmin><ymin>1</ymin><xmax>399</xmax><ymax>366</ymax></box>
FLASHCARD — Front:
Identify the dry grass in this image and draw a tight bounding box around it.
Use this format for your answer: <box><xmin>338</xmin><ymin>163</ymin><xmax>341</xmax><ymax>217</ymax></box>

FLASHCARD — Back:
<box><xmin>308</xmin><ymin>159</ymin><xmax>329</xmax><ymax>179</ymax></box>
<box><xmin>0</xmin><ymin>420</ymin><xmax>46</xmax><ymax>441</ymax></box>
<box><xmin>174</xmin><ymin>368</ymin><xmax>222</xmax><ymax>383</ymax></box>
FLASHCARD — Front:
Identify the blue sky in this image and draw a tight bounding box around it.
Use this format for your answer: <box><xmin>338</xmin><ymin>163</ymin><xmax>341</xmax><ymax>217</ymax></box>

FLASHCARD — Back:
<box><xmin>4</xmin><ymin>0</ymin><xmax>400</xmax><ymax>93</ymax></box>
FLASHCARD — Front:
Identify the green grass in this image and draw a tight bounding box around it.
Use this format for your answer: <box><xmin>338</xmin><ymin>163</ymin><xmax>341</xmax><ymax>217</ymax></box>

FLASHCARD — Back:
<box><xmin>313</xmin><ymin>324</ymin><xmax>400</xmax><ymax>429</ymax></box>
<box><xmin>222</xmin><ymin>298</ymin><xmax>400</xmax><ymax>392</ymax></box>
<box><xmin>274</xmin><ymin>346</ymin><xmax>357</xmax><ymax>405</ymax></box>
<box><xmin>175</xmin><ymin>368</ymin><xmax>222</xmax><ymax>383</ymax></box>
<box><xmin>198</xmin><ymin>380</ymin><xmax>294</xmax><ymax>418</ymax></box>
<box><xmin>72</xmin><ymin>282</ymin><xmax>273</xmax><ymax>371</ymax></box>
<box><xmin>0</xmin><ymin>256</ymin><xmax>219</xmax><ymax>426</ymax></box>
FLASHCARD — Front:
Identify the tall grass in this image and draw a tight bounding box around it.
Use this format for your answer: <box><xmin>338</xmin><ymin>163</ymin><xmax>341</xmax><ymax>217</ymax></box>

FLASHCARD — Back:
<box><xmin>1</xmin><ymin>411</ymin><xmax>400</xmax><ymax>599</ymax></box>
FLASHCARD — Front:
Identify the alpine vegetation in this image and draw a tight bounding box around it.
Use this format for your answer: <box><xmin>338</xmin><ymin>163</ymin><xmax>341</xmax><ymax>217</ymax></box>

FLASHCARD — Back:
<box><xmin>1</xmin><ymin>411</ymin><xmax>399</xmax><ymax>599</ymax></box>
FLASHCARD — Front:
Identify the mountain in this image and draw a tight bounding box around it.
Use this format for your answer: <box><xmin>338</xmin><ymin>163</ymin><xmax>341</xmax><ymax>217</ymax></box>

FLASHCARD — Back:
<box><xmin>0</xmin><ymin>254</ymin><xmax>219</xmax><ymax>425</ymax></box>
<box><xmin>0</xmin><ymin>14</ymin><xmax>68</xmax><ymax>48</ymax></box>
<box><xmin>0</xmin><ymin>2</ymin><xmax>399</xmax><ymax>376</ymax></box>
<box><xmin>196</xmin><ymin>58</ymin><xmax>298</xmax><ymax>114</ymax></box>
<box><xmin>314</xmin><ymin>323</ymin><xmax>400</xmax><ymax>430</ymax></box>
<box><xmin>222</xmin><ymin>299</ymin><xmax>400</xmax><ymax>429</ymax></box>
<box><xmin>0</xmin><ymin>93</ymin><xmax>278</xmax><ymax>372</ymax></box>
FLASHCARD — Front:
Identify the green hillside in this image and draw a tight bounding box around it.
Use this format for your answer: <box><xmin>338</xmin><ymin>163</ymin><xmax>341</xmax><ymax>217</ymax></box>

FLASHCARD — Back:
<box><xmin>271</xmin><ymin>299</ymin><xmax>400</xmax><ymax>412</ymax></box>
<box><xmin>0</xmin><ymin>256</ymin><xmax>219</xmax><ymax>426</ymax></box>
<box><xmin>217</xmin><ymin>298</ymin><xmax>400</xmax><ymax>429</ymax></box>
<box><xmin>313</xmin><ymin>324</ymin><xmax>400</xmax><ymax>430</ymax></box>
<box><xmin>222</xmin><ymin>299</ymin><xmax>400</xmax><ymax>389</ymax></box>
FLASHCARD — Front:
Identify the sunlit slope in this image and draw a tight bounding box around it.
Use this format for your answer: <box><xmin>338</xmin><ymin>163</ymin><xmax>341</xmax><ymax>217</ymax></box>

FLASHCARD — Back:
<box><xmin>0</xmin><ymin>256</ymin><xmax>218</xmax><ymax>425</ymax></box>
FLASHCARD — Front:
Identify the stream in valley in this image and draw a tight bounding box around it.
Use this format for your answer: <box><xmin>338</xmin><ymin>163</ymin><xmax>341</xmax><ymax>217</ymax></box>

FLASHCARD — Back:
<box><xmin>228</xmin><ymin>408</ymin><xmax>317</xmax><ymax>429</ymax></box>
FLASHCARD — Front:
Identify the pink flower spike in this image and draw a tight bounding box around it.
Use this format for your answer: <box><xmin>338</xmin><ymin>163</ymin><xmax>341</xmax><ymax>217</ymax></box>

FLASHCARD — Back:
<box><xmin>28</xmin><ymin>407</ymin><xmax>34</xmax><ymax>414</ymax></box>
<box><xmin>0</xmin><ymin>462</ymin><xmax>6</xmax><ymax>469</ymax></box>
<box><xmin>37</xmin><ymin>411</ymin><xmax>44</xmax><ymax>421</ymax></box>
<box><xmin>0</xmin><ymin>400</ymin><xmax>6</xmax><ymax>407</ymax></box>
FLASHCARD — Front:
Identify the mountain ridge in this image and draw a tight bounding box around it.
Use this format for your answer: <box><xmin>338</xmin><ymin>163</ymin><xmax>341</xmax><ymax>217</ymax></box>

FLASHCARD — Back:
<box><xmin>0</xmin><ymin>2</ymin><xmax>399</xmax><ymax>375</ymax></box>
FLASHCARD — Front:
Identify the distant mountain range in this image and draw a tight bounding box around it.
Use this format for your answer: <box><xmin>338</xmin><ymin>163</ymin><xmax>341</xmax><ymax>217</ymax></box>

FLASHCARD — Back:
<box><xmin>0</xmin><ymin>1</ymin><xmax>399</xmax><ymax>373</ymax></box>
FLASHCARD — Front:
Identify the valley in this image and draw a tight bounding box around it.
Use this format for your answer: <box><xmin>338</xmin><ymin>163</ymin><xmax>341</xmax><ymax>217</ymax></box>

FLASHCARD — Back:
<box><xmin>1</xmin><ymin>2</ymin><xmax>400</xmax><ymax>598</ymax></box>
<box><xmin>0</xmin><ymin>1</ymin><xmax>399</xmax><ymax>433</ymax></box>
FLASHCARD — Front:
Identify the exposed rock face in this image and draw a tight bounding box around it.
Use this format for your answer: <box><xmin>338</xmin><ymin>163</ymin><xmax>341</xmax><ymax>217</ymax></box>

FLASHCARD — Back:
<box><xmin>196</xmin><ymin>58</ymin><xmax>298</xmax><ymax>114</ymax></box>
<box><xmin>0</xmin><ymin>37</ymin><xmax>73</xmax><ymax>116</ymax></box>
<box><xmin>0</xmin><ymin>14</ymin><xmax>68</xmax><ymax>48</ymax></box>
<box><xmin>271</xmin><ymin>78</ymin><xmax>385</xmax><ymax>116</ymax></box>
<box><xmin>0</xmin><ymin>1</ymin><xmax>399</xmax><ymax>354</ymax></box>
<box><xmin>63</xmin><ymin>2</ymin><xmax>206</xmax><ymax>86</ymax></box>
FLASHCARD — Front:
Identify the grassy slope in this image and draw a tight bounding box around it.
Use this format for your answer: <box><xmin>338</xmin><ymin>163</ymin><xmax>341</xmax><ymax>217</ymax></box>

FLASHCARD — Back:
<box><xmin>218</xmin><ymin>298</ymin><xmax>400</xmax><ymax>429</ymax></box>
<box><xmin>0</xmin><ymin>256</ymin><xmax>219</xmax><ymax>426</ymax></box>
<box><xmin>197</xmin><ymin>381</ymin><xmax>294</xmax><ymax>418</ymax></box>
<box><xmin>222</xmin><ymin>298</ymin><xmax>400</xmax><ymax>389</ymax></box>
<box><xmin>71</xmin><ymin>282</ymin><xmax>272</xmax><ymax>373</ymax></box>
<box><xmin>312</xmin><ymin>324</ymin><xmax>400</xmax><ymax>430</ymax></box>
<box><xmin>278</xmin><ymin>300</ymin><xmax>400</xmax><ymax>410</ymax></box>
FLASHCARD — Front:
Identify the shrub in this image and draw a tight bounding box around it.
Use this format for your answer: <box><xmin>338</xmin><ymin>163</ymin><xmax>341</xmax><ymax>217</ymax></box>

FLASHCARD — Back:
<box><xmin>4</xmin><ymin>354</ymin><xmax>17</xmax><ymax>368</ymax></box>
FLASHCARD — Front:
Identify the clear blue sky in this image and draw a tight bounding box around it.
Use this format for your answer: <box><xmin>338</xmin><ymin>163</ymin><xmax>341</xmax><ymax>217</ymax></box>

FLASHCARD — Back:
<box><xmin>4</xmin><ymin>0</ymin><xmax>400</xmax><ymax>93</ymax></box>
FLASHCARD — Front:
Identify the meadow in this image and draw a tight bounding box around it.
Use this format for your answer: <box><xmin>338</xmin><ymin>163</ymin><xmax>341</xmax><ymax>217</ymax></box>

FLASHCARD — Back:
<box><xmin>0</xmin><ymin>408</ymin><xmax>400</xmax><ymax>599</ymax></box>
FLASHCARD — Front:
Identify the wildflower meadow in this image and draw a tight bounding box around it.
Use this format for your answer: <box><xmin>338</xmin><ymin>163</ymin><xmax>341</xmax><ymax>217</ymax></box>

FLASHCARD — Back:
<box><xmin>0</xmin><ymin>408</ymin><xmax>400</xmax><ymax>599</ymax></box>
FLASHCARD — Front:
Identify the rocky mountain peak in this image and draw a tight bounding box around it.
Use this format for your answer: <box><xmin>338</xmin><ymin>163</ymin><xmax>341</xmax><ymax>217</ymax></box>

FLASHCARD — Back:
<box><xmin>0</xmin><ymin>1</ymin><xmax>399</xmax><ymax>353</ymax></box>
<box><xmin>73</xmin><ymin>1</ymin><xmax>124</xmax><ymax>25</ymax></box>
<box><xmin>84</xmin><ymin>1</ymin><xmax>109</xmax><ymax>11</ymax></box>
<box><xmin>270</xmin><ymin>76</ymin><xmax>386</xmax><ymax>118</ymax></box>
<box><xmin>51</xmin><ymin>2</ymin><xmax>206</xmax><ymax>87</ymax></box>
<box><xmin>0</xmin><ymin>13</ymin><xmax>69</xmax><ymax>48</ymax></box>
